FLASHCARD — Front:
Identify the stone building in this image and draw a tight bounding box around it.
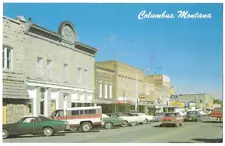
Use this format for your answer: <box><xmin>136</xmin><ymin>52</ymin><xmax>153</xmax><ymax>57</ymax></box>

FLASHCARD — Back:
<box><xmin>3</xmin><ymin>16</ymin><xmax>30</xmax><ymax>124</ymax></box>
<box><xmin>94</xmin><ymin>64</ymin><xmax>116</xmax><ymax>113</ymax></box>
<box><xmin>96</xmin><ymin>61</ymin><xmax>145</xmax><ymax>113</ymax></box>
<box><xmin>3</xmin><ymin>15</ymin><xmax>98</xmax><ymax>120</ymax></box>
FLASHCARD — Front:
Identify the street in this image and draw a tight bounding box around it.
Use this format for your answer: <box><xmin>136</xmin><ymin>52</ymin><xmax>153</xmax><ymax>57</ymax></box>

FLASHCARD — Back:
<box><xmin>3</xmin><ymin>116</ymin><xmax>223</xmax><ymax>143</ymax></box>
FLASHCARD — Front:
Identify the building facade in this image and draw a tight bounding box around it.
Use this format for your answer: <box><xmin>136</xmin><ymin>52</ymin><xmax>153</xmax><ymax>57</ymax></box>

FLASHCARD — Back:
<box><xmin>96</xmin><ymin>61</ymin><xmax>145</xmax><ymax>113</ymax></box>
<box><xmin>94</xmin><ymin>64</ymin><xmax>116</xmax><ymax>113</ymax></box>
<box><xmin>3</xmin><ymin>16</ymin><xmax>30</xmax><ymax>124</ymax></box>
<box><xmin>3</xmin><ymin>16</ymin><xmax>98</xmax><ymax>121</ymax></box>
<box><xmin>173</xmin><ymin>93</ymin><xmax>214</xmax><ymax>109</ymax></box>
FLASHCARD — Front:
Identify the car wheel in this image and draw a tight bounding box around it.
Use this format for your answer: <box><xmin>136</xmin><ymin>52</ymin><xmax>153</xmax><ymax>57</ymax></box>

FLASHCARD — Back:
<box><xmin>130</xmin><ymin>122</ymin><xmax>137</xmax><ymax>126</ymax></box>
<box><xmin>159</xmin><ymin>124</ymin><xmax>163</xmax><ymax>127</ymax></box>
<box><xmin>43</xmin><ymin>127</ymin><xmax>54</xmax><ymax>136</ymax></box>
<box><xmin>81</xmin><ymin>122</ymin><xmax>92</xmax><ymax>132</ymax></box>
<box><xmin>143</xmin><ymin>119</ymin><xmax>148</xmax><ymax>124</ymax></box>
<box><xmin>121</xmin><ymin>120</ymin><xmax>129</xmax><ymax>127</ymax></box>
<box><xmin>3</xmin><ymin>129</ymin><xmax>8</xmax><ymax>139</ymax></box>
<box><xmin>104</xmin><ymin>122</ymin><xmax>113</xmax><ymax>129</ymax></box>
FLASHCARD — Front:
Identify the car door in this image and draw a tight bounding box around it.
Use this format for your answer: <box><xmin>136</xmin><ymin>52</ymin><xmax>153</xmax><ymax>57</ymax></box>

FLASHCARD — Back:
<box><xmin>32</xmin><ymin>117</ymin><xmax>43</xmax><ymax>134</ymax></box>
<box><xmin>18</xmin><ymin>117</ymin><xmax>36</xmax><ymax>135</ymax></box>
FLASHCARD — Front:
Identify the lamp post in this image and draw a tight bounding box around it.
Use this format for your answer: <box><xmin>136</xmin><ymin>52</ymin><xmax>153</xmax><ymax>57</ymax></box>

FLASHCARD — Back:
<box><xmin>135</xmin><ymin>73</ymin><xmax>139</xmax><ymax>113</ymax></box>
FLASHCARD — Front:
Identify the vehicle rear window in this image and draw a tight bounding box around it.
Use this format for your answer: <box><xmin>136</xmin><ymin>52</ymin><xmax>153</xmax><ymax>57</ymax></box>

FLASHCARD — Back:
<box><xmin>165</xmin><ymin>113</ymin><xmax>177</xmax><ymax>117</ymax></box>
<box><xmin>39</xmin><ymin>116</ymin><xmax>51</xmax><ymax>121</ymax></box>
<box><xmin>214</xmin><ymin>108</ymin><xmax>222</xmax><ymax>112</ymax></box>
<box><xmin>187</xmin><ymin>111</ymin><xmax>197</xmax><ymax>115</ymax></box>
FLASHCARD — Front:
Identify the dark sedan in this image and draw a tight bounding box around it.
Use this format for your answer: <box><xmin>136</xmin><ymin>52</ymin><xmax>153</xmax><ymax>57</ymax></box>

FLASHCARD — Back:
<box><xmin>3</xmin><ymin>115</ymin><xmax>69</xmax><ymax>139</ymax></box>
<box><xmin>184</xmin><ymin>111</ymin><xmax>202</xmax><ymax>122</ymax></box>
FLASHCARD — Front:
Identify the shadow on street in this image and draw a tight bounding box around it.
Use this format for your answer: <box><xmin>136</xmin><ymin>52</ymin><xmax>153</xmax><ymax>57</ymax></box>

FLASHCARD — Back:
<box><xmin>192</xmin><ymin>138</ymin><xmax>223</xmax><ymax>143</ymax></box>
<box><xmin>201</xmin><ymin>121</ymin><xmax>223</xmax><ymax>123</ymax></box>
<box><xmin>168</xmin><ymin>141</ymin><xmax>194</xmax><ymax>143</ymax></box>
<box><xmin>7</xmin><ymin>133</ymin><xmax>66</xmax><ymax>139</ymax></box>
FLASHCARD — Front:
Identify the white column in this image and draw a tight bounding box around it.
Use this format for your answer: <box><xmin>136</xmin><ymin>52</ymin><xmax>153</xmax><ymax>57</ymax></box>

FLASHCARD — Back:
<box><xmin>56</xmin><ymin>90</ymin><xmax>60</xmax><ymax>110</ymax></box>
<box><xmin>44</xmin><ymin>88</ymin><xmax>48</xmax><ymax>117</ymax></box>
<box><xmin>109</xmin><ymin>84</ymin><xmax>112</xmax><ymax>98</ymax></box>
<box><xmin>33</xmin><ymin>87</ymin><xmax>37</xmax><ymax>116</ymax></box>
<box><xmin>105</xmin><ymin>82</ymin><xmax>108</xmax><ymax>98</ymax></box>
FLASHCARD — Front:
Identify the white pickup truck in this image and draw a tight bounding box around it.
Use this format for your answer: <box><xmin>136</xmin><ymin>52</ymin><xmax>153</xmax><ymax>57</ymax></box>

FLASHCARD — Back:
<box><xmin>106</xmin><ymin>113</ymin><xmax>139</xmax><ymax>127</ymax></box>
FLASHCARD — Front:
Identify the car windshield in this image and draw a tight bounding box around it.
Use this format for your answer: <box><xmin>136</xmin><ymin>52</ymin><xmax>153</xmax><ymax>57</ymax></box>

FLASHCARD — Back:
<box><xmin>165</xmin><ymin>113</ymin><xmax>177</xmax><ymax>117</ymax></box>
<box><xmin>214</xmin><ymin>108</ymin><xmax>222</xmax><ymax>112</ymax></box>
<box><xmin>187</xmin><ymin>111</ymin><xmax>197</xmax><ymax>115</ymax></box>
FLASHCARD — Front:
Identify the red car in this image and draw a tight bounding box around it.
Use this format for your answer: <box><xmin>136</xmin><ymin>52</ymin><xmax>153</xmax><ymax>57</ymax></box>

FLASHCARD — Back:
<box><xmin>210</xmin><ymin>108</ymin><xmax>223</xmax><ymax>121</ymax></box>
<box><xmin>159</xmin><ymin>112</ymin><xmax>184</xmax><ymax>127</ymax></box>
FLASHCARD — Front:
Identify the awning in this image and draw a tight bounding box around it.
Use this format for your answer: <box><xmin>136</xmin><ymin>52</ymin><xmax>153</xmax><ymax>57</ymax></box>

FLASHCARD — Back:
<box><xmin>92</xmin><ymin>100</ymin><xmax>116</xmax><ymax>104</ymax></box>
<box><xmin>116</xmin><ymin>100</ymin><xmax>133</xmax><ymax>104</ymax></box>
<box><xmin>3</xmin><ymin>72</ymin><xmax>29</xmax><ymax>100</ymax></box>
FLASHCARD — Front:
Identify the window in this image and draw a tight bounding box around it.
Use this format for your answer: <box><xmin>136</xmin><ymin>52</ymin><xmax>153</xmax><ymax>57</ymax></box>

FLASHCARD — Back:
<box><xmin>63</xmin><ymin>64</ymin><xmax>68</xmax><ymax>81</ymax></box>
<box><xmin>80</xmin><ymin>110</ymin><xmax>84</xmax><ymax>115</ymax></box>
<box><xmin>77</xmin><ymin>68</ymin><xmax>82</xmax><ymax>84</ymax></box>
<box><xmin>99</xmin><ymin>82</ymin><xmax>102</xmax><ymax>98</ymax></box>
<box><xmin>37</xmin><ymin>57</ymin><xmax>43</xmax><ymax>77</ymax></box>
<box><xmin>105</xmin><ymin>82</ymin><xmax>108</xmax><ymax>98</ymax></box>
<box><xmin>84</xmin><ymin>69</ymin><xmax>87</xmax><ymax>84</ymax></box>
<box><xmin>109</xmin><ymin>84</ymin><xmax>112</xmax><ymax>98</ymax></box>
<box><xmin>89</xmin><ymin>109</ymin><xmax>96</xmax><ymax>114</ymax></box>
<box><xmin>72</xmin><ymin>110</ymin><xmax>79</xmax><ymax>115</ymax></box>
<box><xmin>85</xmin><ymin>110</ymin><xmax>89</xmax><ymax>114</ymax></box>
<box><xmin>47</xmin><ymin>60</ymin><xmax>52</xmax><ymax>80</ymax></box>
<box><xmin>2</xmin><ymin>45</ymin><xmax>12</xmax><ymax>69</ymax></box>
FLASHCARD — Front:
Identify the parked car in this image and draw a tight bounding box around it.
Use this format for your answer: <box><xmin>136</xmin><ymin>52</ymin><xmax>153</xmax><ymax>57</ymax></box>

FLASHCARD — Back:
<box><xmin>153</xmin><ymin>113</ymin><xmax>165</xmax><ymax>122</ymax></box>
<box><xmin>129</xmin><ymin>113</ymin><xmax>154</xmax><ymax>123</ymax></box>
<box><xmin>3</xmin><ymin>115</ymin><xmax>69</xmax><ymax>139</ymax></box>
<box><xmin>106</xmin><ymin>113</ymin><xmax>138</xmax><ymax>127</ymax></box>
<box><xmin>49</xmin><ymin>106</ymin><xmax>104</xmax><ymax>132</ymax></box>
<box><xmin>102</xmin><ymin>114</ymin><xmax>124</xmax><ymax>129</ymax></box>
<box><xmin>210</xmin><ymin>107</ymin><xmax>223</xmax><ymax>121</ymax></box>
<box><xmin>159</xmin><ymin>112</ymin><xmax>184</xmax><ymax>127</ymax></box>
<box><xmin>184</xmin><ymin>110</ymin><xmax>201</xmax><ymax>122</ymax></box>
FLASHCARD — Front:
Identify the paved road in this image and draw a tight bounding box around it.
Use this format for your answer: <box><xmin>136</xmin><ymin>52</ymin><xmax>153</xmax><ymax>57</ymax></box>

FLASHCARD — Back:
<box><xmin>3</xmin><ymin>116</ymin><xmax>223</xmax><ymax>143</ymax></box>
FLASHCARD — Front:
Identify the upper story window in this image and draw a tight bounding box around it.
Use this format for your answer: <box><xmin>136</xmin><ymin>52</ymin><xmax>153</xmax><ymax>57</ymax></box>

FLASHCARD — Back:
<box><xmin>2</xmin><ymin>45</ymin><xmax>12</xmax><ymax>70</ymax></box>
<box><xmin>84</xmin><ymin>69</ymin><xmax>88</xmax><ymax>85</ymax></box>
<box><xmin>36</xmin><ymin>57</ymin><xmax>43</xmax><ymax>77</ymax></box>
<box><xmin>99</xmin><ymin>81</ymin><xmax>102</xmax><ymax>98</ymax></box>
<box><xmin>63</xmin><ymin>63</ymin><xmax>68</xmax><ymax>81</ymax></box>
<box><xmin>47</xmin><ymin>60</ymin><xmax>52</xmax><ymax>80</ymax></box>
<box><xmin>77</xmin><ymin>68</ymin><xmax>82</xmax><ymax>84</ymax></box>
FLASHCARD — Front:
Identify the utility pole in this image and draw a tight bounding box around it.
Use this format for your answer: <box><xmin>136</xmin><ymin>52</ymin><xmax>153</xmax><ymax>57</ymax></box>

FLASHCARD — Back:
<box><xmin>135</xmin><ymin>73</ymin><xmax>139</xmax><ymax>113</ymax></box>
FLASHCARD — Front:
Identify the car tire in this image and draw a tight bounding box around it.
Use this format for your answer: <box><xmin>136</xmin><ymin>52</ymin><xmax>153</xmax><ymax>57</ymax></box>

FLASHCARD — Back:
<box><xmin>3</xmin><ymin>129</ymin><xmax>8</xmax><ymax>139</ymax></box>
<box><xmin>143</xmin><ymin>119</ymin><xmax>148</xmax><ymax>124</ymax></box>
<box><xmin>81</xmin><ymin>122</ymin><xmax>92</xmax><ymax>132</ymax></box>
<box><xmin>121</xmin><ymin>120</ymin><xmax>129</xmax><ymax>127</ymax></box>
<box><xmin>130</xmin><ymin>122</ymin><xmax>137</xmax><ymax>126</ymax></box>
<box><xmin>43</xmin><ymin>127</ymin><xmax>54</xmax><ymax>136</ymax></box>
<box><xmin>104</xmin><ymin>122</ymin><xmax>113</xmax><ymax>129</ymax></box>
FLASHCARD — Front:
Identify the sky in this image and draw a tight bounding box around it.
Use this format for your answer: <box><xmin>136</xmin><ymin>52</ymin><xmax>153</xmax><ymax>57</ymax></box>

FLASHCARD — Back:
<box><xmin>3</xmin><ymin>3</ymin><xmax>223</xmax><ymax>99</ymax></box>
